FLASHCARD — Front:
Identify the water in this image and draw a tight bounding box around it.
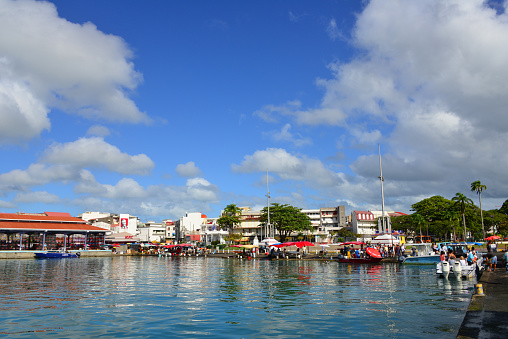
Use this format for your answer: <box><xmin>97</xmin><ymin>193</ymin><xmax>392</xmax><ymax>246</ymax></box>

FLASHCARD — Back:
<box><xmin>0</xmin><ymin>257</ymin><xmax>474</xmax><ymax>338</ymax></box>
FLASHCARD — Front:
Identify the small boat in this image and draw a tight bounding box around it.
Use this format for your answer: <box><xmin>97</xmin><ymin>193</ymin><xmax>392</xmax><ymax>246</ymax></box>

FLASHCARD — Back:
<box><xmin>436</xmin><ymin>258</ymin><xmax>483</xmax><ymax>279</ymax></box>
<box><xmin>338</xmin><ymin>248</ymin><xmax>383</xmax><ymax>263</ymax></box>
<box><xmin>34</xmin><ymin>250</ymin><xmax>80</xmax><ymax>259</ymax></box>
<box><xmin>400</xmin><ymin>243</ymin><xmax>440</xmax><ymax>264</ymax></box>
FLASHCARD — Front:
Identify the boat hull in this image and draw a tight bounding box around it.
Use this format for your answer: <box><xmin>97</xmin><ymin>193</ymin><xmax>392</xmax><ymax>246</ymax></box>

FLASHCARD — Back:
<box><xmin>402</xmin><ymin>255</ymin><xmax>441</xmax><ymax>264</ymax></box>
<box><xmin>35</xmin><ymin>252</ymin><xmax>79</xmax><ymax>259</ymax></box>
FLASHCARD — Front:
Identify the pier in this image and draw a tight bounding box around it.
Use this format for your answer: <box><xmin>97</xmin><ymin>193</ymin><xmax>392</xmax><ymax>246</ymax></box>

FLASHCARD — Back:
<box><xmin>458</xmin><ymin>256</ymin><xmax>508</xmax><ymax>339</ymax></box>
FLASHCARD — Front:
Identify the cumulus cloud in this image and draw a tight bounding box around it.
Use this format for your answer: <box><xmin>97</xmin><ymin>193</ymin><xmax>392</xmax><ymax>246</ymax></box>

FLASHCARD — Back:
<box><xmin>253</xmin><ymin>0</ymin><xmax>508</xmax><ymax>209</ymax></box>
<box><xmin>269</xmin><ymin>123</ymin><xmax>312</xmax><ymax>146</ymax></box>
<box><xmin>0</xmin><ymin>0</ymin><xmax>149</xmax><ymax>144</ymax></box>
<box><xmin>86</xmin><ymin>125</ymin><xmax>111</xmax><ymax>137</ymax></box>
<box><xmin>232</xmin><ymin>148</ymin><xmax>339</xmax><ymax>187</ymax></box>
<box><xmin>0</xmin><ymin>164</ymin><xmax>81</xmax><ymax>193</ymax></box>
<box><xmin>175</xmin><ymin>161</ymin><xmax>202</xmax><ymax>178</ymax></box>
<box><xmin>14</xmin><ymin>191</ymin><xmax>61</xmax><ymax>204</ymax></box>
<box><xmin>42</xmin><ymin>137</ymin><xmax>155</xmax><ymax>175</ymax></box>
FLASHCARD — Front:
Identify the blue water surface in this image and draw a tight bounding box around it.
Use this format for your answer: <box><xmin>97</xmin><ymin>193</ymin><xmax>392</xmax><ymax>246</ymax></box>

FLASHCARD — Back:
<box><xmin>0</xmin><ymin>257</ymin><xmax>474</xmax><ymax>338</ymax></box>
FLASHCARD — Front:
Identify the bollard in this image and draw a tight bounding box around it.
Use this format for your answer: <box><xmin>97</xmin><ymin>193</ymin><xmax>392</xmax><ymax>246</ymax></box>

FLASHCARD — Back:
<box><xmin>474</xmin><ymin>283</ymin><xmax>485</xmax><ymax>296</ymax></box>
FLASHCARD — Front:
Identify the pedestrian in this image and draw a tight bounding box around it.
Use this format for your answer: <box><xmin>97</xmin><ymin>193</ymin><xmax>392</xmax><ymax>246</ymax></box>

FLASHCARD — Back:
<box><xmin>491</xmin><ymin>253</ymin><xmax>498</xmax><ymax>271</ymax></box>
<box><xmin>503</xmin><ymin>251</ymin><xmax>508</xmax><ymax>272</ymax></box>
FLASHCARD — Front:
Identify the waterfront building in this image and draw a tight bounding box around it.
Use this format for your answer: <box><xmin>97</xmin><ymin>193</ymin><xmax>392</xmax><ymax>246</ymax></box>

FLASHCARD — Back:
<box><xmin>301</xmin><ymin>206</ymin><xmax>347</xmax><ymax>242</ymax></box>
<box><xmin>200</xmin><ymin>217</ymin><xmax>228</xmax><ymax>245</ymax></box>
<box><xmin>163</xmin><ymin>219</ymin><xmax>175</xmax><ymax>243</ymax></box>
<box><xmin>351</xmin><ymin>210</ymin><xmax>407</xmax><ymax>239</ymax></box>
<box><xmin>0</xmin><ymin>212</ymin><xmax>106</xmax><ymax>250</ymax></box>
<box><xmin>174</xmin><ymin>212</ymin><xmax>208</xmax><ymax>243</ymax></box>
<box><xmin>138</xmin><ymin>221</ymin><xmax>166</xmax><ymax>243</ymax></box>
<box><xmin>209</xmin><ymin>205</ymin><xmax>347</xmax><ymax>243</ymax></box>
<box><xmin>80</xmin><ymin>211</ymin><xmax>140</xmax><ymax>235</ymax></box>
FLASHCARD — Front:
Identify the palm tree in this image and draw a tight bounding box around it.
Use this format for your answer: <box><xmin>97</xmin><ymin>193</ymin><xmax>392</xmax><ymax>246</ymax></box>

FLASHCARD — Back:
<box><xmin>217</xmin><ymin>204</ymin><xmax>242</xmax><ymax>234</ymax></box>
<box><xmin>471</xmin><ymin>180</ymin><xmax>487</xmax><ymax>241</ymax></box>
<box><xmin>452</xmin><ymin>193</ymin><xmax>474</xmax><ymax>242</ymax></box>
<box><xmin>412</xmin><ymin>213</ymin><xmax>425</xmax><ymax>242</ymax></box>
<box><xmin>444</xmin><ymin>209</ymin><xmax>460</xmax><ymax>241</ymax></box>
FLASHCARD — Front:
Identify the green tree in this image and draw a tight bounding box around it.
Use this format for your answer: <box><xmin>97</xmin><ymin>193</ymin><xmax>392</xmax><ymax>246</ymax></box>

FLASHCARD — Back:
<box><xmin>471</xmin><ymin>180</ymin><xmax>487</xmax><ymax>240</ymax></box>
<box><xmin>411</xmin><ymin>196</ymin><xmax>453</xmax><ymax>221</ymax></box>
<box><xmin>216</xmin><ymin>204</ymin><xmax>242</xmax><ymax>234</ymax></box>
<box><xmin>336</xmin><ymin>228</ymin><xmax>360</xmax><ymax>241</ymax></box>
<box><xmin>390</xmin><ymin>214</ymin><xmax>415</xmax><ymax>234</ymax></box>
<box><xmin>484</xmin><ymin>210</ymin><xmax>508</xmax><ymax>236</ymax></box>
<box><xmin>444</xmin><ymin>209</ymin><xmax>460</xmax><ymax>241</ymax></box>
<box><xmin>260</xmin><ymin>203</ymin><xmax>312</xmax><ymax>243</ymax></box>
<box><xmin>499</xmin><ymin>199</ymin><xmax>508</xmax><ymax>215</ymax></box>
<box><xmin>412</xmin><ymin>213</ymin><xmax>426</xmax><ymax>240</ymax></box>
<box><xmin>451</xmin><ymin>193</ymin><xmax>474</xmax><ymax>241</ymax></box>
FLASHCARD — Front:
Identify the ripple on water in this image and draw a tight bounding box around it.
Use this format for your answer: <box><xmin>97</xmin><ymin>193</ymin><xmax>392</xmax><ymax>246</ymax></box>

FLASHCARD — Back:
<box><xmin>0</xmin><ymin>257</ymin><xmax>473</xmax><ymax>338</ymax></box>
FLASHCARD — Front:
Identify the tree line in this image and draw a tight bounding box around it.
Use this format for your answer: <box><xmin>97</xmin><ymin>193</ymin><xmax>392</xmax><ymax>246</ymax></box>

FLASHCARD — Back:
<box><xmin>391</xmin><ymin>180</ymin><xmax>508</xmax><ymax>241</ymax></box>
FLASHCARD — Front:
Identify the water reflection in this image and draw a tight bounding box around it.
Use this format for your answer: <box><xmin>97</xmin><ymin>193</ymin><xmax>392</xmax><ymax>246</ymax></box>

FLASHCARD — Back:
<box><xmin>0</xmin><ymin>258</ymin><xmax>473</xmax><ymax>338</ymax></box>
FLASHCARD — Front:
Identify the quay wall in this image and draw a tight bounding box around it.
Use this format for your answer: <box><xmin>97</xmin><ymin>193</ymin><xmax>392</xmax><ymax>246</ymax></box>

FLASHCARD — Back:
<box><xmin>0</xmin><ymin>250</ymin><xmax>113</xmax><ymax>259</ymax></box>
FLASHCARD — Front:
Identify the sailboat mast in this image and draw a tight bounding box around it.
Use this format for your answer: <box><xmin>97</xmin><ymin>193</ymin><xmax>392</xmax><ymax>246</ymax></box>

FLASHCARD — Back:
<box><xmin>378</xmin><ymin>145</ymin><xmax>386</xmax><ymax>233</ymax></box>
<box><xmin>266</xmin><ymin>169</ymin><xmax>271</xmax><ymax>238</ymax></box>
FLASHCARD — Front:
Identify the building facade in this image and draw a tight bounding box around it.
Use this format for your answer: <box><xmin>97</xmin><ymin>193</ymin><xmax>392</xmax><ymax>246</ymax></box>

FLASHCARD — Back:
<box><xmin>138</xmin><ymin>221</ymin><xmax>166</xmax><ymax>243</ymax></box>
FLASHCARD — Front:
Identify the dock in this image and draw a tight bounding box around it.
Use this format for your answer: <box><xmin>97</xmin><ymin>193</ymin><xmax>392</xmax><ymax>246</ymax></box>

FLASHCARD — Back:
<box><xmin>457</xmin><ymin>259</ymin><xmax>508</xmax><ymax>339</ymax></box>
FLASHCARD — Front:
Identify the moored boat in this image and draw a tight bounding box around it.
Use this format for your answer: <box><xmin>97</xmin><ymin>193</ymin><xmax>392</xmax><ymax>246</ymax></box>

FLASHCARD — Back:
<box><xmin>338</xmin><ymin>247</ymin><xmax>383</xmax><ymax>263</ymax></box>
<box><xmin>34</xmin><ymin>250</ymin><xmax>80</xmax><ymax>259</ymax></box>
<box><xmin>436</xmin><ymin>258</ymin><xmax>483</xmax><ymax>279</ymax></box>
<box><xmin>400</xmin><ymin>243</ymin><xmax>440</xmax><ymax>264</ymax></box>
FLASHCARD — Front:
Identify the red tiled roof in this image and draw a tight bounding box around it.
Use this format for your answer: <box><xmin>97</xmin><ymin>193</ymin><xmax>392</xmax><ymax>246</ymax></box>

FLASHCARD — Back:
<box><xmin>0</xmin><ymin>221</ymin><xmax>106</xmax><ymax>232</ymax></box>
<box><xmin>44</xmin><ymin>212</ymin><xmax>73</xmax><ymax>217</ymax></box>
<box><xmin>0</xmin><ymin>213</ymin><xmax>84</xmax><ymax>223</ymax></box>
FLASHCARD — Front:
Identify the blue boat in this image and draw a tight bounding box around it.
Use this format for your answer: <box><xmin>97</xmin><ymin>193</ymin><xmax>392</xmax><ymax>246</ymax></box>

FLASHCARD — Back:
<box><xmin>34</xmin><ymin>250</ymin><xmax>80</xmax><ymax>259</ymax></box>
<box><xmin>400</xmin><ymin>243</ymin><xmax>440</xmax><ymax>264</ymax></box>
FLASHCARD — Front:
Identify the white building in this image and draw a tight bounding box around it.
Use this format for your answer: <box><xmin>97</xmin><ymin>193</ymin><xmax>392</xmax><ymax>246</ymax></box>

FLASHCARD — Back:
<box><xmin>201</xmin><ymin>218</ymin><xmax>229</xmax><ymax>245</ymax></box>
<box><xmin>79</xmin><ymin>211</ymin><xmax>139</xmax><ymax>235</ymax></box>
<box><xmin>302</xmin><ymin>206</ymin><xmax>347</xmax><ymax>242</ymax></box>
<box><xmin>163</xmin><ymin>219</ymin><xmax>175</xmax><ymax>242</ymax></box>
<box><xmin>210</xmin><ymin>205</ymin><xmax>347</xmax><ymax>243</ymax></box>
<box><xmin>175</xmin><ymin>212</ymin><xmax>208</xmax><ymax>242</ymax></box>
<box><xmin>351</xmin><ymin>210</ymin><xmax>407</xmax><ymax>239</ymax></box>
<box><xmin>138</xmin><ymin>221</ymin><xmax>166</xmax><ymax>243</ymax></box>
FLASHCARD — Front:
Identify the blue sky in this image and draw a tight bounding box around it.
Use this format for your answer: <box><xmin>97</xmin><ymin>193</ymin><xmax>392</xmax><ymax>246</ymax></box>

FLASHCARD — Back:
<box><xmin>0</xmin><ymin>0</ymin><xmax>507</xmax><ymax>222</ymax></box>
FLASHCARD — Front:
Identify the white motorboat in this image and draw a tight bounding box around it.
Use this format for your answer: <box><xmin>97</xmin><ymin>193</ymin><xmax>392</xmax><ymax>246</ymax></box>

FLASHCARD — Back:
<box><xmin>436</xmin><ymin>258</ymin><xmax>483</xmax><ymax>279</ymax></box>
<box><xmin>400</xmin><ymin>243</ymin><xmax>440</xmax><ymax>264</ymax></box>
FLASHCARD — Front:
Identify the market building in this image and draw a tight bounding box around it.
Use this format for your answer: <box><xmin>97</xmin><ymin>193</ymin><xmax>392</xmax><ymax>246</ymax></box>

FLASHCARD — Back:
<box><xmin>0</xmin><ymin>212</ymin><xmax>107</xmax><ymax>251</ymax></box>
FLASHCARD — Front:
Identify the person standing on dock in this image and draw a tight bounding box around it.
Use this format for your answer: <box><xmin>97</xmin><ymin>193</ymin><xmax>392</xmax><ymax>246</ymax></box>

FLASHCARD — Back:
<box><xmin>491</xmin><ymin>253</ymin><xmax>498</xmax><ymax>271</ymax></box>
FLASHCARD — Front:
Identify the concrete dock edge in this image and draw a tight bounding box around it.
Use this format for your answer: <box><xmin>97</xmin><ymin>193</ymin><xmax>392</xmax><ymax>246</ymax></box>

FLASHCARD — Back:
<box><xmin>457</xmin><ymin>259</ymin><xmax>508</xmax><ymax>338</ymax></box>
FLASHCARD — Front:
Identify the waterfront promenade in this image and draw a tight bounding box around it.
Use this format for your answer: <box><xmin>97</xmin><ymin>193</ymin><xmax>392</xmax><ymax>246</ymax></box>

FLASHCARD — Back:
<box><xmin>458</xmin><ymin>258</ymin><xmax>508</xmax><ymax>339</ymax></box>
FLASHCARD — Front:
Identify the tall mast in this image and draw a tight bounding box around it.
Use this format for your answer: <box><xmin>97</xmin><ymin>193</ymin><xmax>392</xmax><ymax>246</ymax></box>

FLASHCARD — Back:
<box><xmin>378</xmin><ymin>144</ymin><xmax>386</xmax><ymax>233</ymax></box>
<box><xmin>266</xmin><ymin>169</ymin><xmax>271</xmax><ymax>238</ymax></box>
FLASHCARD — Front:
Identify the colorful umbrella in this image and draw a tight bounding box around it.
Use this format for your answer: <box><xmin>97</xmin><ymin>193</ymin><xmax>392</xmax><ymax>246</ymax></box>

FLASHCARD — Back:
<box><xmin>291</xmin><ymin>241</ymin><xmax>314</xmax><ymax>248</ymax></box>
<box><xmin>485</xmin><ymin>235</ymin><xmax>501</xmax><ymax>241</ymax></box>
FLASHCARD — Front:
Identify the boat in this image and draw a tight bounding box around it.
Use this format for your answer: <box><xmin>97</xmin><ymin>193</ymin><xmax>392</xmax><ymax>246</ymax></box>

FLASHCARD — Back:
<box><xmin>436</xmin><ymin>257</ymin><xmax>484</xmax><ymax>279</ymax></box>
<box><xmin>400</xmin><ymin>243</ymin><xmax>440</xmax><ymax>264</ymax></box>
<box><xmin>338</xmin><ymin>247</ymin><xmax>383</xmax><ymax>263</ymax></box>
<box><xmin>34</xmin><ymin>250</ymin><xmax>80</xmax><ymax>259</ymax></box>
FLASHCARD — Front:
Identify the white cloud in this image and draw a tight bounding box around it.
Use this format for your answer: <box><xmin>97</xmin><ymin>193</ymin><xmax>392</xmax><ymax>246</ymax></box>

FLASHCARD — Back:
<box><xmin>232</xmin><ymin>148</ymin><xmax>338</xmax><ymax>188</ymax></box>
<box><xmin>269</xmin><ymin>123</ymin><xmax>312</xmax><ymax>146</ymax></box>
<box><xmin>175</xmin><ymin>161</ymin><xmax>202</xmax><ymax>178</ymax></box>
<box><xmin>0</xmin><ymin>0</ymin><xmax>149</xmax><ymax>144</ymax></box>
<box><xmin>86</xmin><ymin>125</ymin><xmax>111</xmax><ymax>137</ymax></box>
<box><xmin>14</xmin><ymin>191</ymin><xmax>60</xmax><ymax>204</ymax></box>
<box><xmin>327</xmin><ymin>18</ymin><xmax>343</xmax><ymax>40</ymax></box>
<box><xmin>253</xmin><ymin>0</ymin><xmax>508</xmax><ymax>209</ymax></box>
<box><xmin>42</xmin><ymin>137</ymin><xmax>154</xmax><ymax>175</ymax></box>
<box><xmin>0</xmin><ymin>164</ymin><xmax>80</xmax><ymax>193</ymax></box>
